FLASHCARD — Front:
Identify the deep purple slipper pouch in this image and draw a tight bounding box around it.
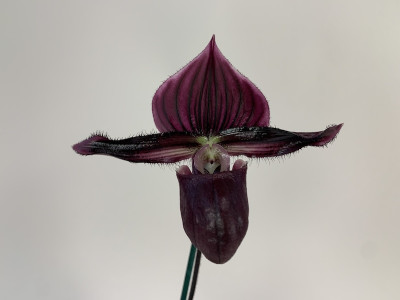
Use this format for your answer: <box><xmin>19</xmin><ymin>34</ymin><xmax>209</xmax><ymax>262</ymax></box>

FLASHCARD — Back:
<box><xmin>177</xmin><ymin>161</ymin><xmax>249</xmax><ymax>264</ymax></box>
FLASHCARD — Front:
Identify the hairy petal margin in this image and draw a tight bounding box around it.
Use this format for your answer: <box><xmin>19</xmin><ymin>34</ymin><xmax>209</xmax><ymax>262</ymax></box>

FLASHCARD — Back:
<box><xmin>218</xmin><ymin>124</ymin><xmax>343</xmax><ymax>158</ymax></box>
<box><xmin>72</xmin><ymin>132</ymin><xmax>200</xmax><ymax>164</ymax></box>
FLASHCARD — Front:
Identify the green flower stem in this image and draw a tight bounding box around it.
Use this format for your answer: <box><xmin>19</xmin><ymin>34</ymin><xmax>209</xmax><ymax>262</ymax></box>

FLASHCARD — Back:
<box><xmin>181</xmin><ymin>244</ymin><xmax>202</xmax><ymax>300</ymax></box>
<box><xmin>188</xmin><ymin>247</ymin><xmax>202</xmax><ymax>299</ymax></box>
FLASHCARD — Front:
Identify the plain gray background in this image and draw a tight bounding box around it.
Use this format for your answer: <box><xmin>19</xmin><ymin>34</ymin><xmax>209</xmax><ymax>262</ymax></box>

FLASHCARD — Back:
<box><xmin>1</xmin><ymin>0</ymin><xmax>399</xmax><ymax>299</ymax></box>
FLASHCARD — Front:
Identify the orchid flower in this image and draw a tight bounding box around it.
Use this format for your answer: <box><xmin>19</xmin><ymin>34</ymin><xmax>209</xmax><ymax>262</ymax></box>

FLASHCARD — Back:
<box><xmin>73</xmin><ymin>36</ymin><xmax>342</xmax><ymax>265</ymax></box>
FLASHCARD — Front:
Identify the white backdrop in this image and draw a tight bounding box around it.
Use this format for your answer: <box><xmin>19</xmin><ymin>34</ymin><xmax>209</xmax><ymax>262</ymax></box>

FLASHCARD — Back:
<box><xmin>1</xmin><ymin>1</ymin><xmax>399</xmax><ymax>299</ymax></box>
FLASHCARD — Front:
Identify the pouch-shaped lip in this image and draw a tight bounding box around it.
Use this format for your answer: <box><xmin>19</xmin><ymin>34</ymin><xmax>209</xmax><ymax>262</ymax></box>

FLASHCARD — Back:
<box><xmin>177</xmin><ymin>163</ymin><xmax>248</xmax><ymax>264</ymax></box>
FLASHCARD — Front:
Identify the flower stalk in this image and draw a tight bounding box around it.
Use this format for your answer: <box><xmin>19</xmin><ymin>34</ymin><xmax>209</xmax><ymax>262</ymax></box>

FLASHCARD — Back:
<box><xmin>181</xmin><ymin>244</ymin><xmax>201</xmax><ymax>300</ymax></box>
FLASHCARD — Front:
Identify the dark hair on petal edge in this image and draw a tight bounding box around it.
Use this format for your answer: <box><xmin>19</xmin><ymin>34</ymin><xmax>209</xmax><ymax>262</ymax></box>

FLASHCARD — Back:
<box><xmin>90</xmin><ymin>131</ymin><xmax>109</xmax><ymax>139</ymax></box>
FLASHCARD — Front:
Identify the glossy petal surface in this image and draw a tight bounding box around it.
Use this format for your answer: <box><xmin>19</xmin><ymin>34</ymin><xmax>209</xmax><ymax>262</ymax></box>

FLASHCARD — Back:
<box><xmin>177</xmin><ymin>163</ymin><xmax>249</xmax><ymax>264</ymax></box>
<box><xmin>218</xmin><ymin>124</ymin><xmax>343</xmax><ymax>157</ymax></box>
<box><xmin>152</xmin><ymin>36</ymin><xmax>270</xmax><ymax>134</ymax></box>
<box><xmin>73</xmin><ymin>132</ymin><xmax>199</xmax><ymax>163</ymax></box>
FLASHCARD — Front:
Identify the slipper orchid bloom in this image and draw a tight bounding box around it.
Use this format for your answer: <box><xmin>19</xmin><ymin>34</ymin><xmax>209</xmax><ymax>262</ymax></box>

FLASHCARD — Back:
<box><xmin>73</xmin><ymin>36</ymin><xmax>342</xmax><ymax>264</ymax></box>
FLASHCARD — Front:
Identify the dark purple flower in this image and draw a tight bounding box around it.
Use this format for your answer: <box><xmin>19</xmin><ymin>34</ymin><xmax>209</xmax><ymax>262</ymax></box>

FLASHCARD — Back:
<box><xmin>73</xmin><ymin>36</ymin><xmax>342</xmax><ymax>264</ymax></box>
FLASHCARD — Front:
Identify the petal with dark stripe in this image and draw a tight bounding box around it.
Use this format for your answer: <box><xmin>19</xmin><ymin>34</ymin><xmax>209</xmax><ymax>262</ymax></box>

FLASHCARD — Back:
<box><xmin>152</xmin><ymin>36</ymin><xmax>270</xmax><ymax>134</ymax></box>
<box><xmin>72</xmin><ymin>132</ymin><xmax>200</xmax><ymax>163</ymax></box>
<box><xmin>217</xmin><ymin>124</ymin><xmax>343</xmax><ymax>158</ymax></box>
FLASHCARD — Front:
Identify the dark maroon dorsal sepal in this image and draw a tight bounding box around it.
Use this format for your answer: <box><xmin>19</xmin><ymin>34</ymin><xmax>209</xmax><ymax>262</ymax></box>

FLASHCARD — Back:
<box><xmin>152</xmin><ymin>35</ymin><xmax>270</xmax><ymax>135</ymax></box>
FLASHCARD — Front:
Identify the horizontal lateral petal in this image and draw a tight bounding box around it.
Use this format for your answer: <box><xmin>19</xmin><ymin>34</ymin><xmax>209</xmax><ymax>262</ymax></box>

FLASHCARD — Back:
<box><xmin>217</xmin><ymin>124</ymin><xmax>343</xmax><ymax>158</ymax></box>
<box><xmin>72</xmin><ymin>132</ymin><xmax>200</xmax><ymax>163</ymax></box>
